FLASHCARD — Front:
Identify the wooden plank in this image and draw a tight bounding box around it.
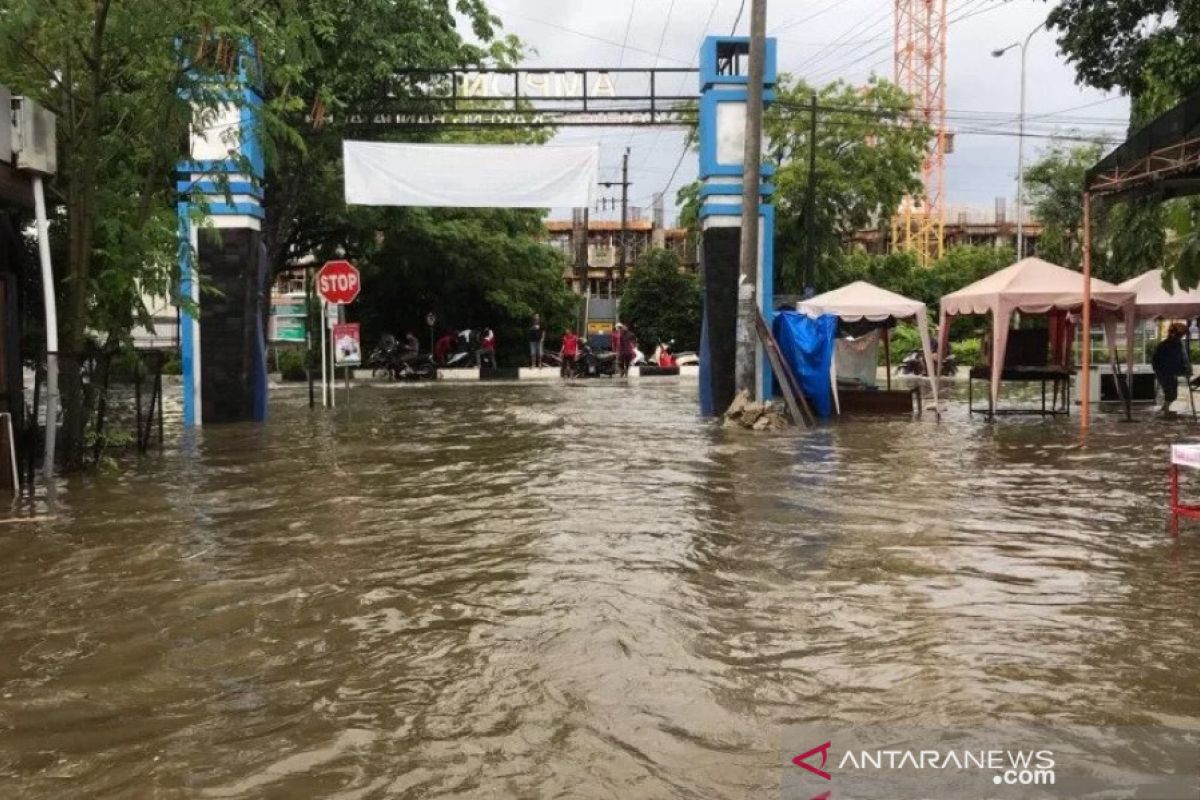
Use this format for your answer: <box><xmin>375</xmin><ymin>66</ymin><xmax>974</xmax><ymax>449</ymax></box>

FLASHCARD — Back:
<box><xmin>754</xmin><ymin>309</ymin><xmax>815</xmax><ymax>427</ymax></box>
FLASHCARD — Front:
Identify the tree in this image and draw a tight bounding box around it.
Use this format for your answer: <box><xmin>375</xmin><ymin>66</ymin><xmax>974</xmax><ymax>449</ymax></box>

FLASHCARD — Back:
<box><xmin>1047</xmin><ymin>1</ymin><xmax>1200</xmax><ymax>101</ymax></box>
<box><xmin>1022</xmin><ymin>142</ymin><xmax>1103</xmax><ymax>268</ymax></box>
<box><xmin>764</xmin><ymin>76</ymin><xmax>930</xmax><ymax>293</ymax></box>
<box><xmin>352</xmin><ymin>207</ymin><xmax>578</xmax><ymax>367</ymax></box>
<box><xmin>259</xmin><ymin>0</ymin><xmax>526</xmax><ymax>278</ymax></box>
<box><xmin>619</xmin><ymin>248</ymin><xmax>702</xmax><ymax>352</ymax></box>
<box><xmin>0</xmin><ymin>0</ymin><xmax>301</xmax><ymax>468</ymax></box>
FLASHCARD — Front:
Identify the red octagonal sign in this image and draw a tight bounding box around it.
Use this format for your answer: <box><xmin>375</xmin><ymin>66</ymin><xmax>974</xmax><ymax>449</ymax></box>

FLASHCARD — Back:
<box><xmin>316</xmin><ymin>260</ymin><xmax>361</xmax><ymax>305</ymax></box>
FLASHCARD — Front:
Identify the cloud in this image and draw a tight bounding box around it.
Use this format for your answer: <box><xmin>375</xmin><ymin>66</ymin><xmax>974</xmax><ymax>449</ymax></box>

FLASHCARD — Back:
<box><xmin>485</xmin><ymin>0</ymin><xmax>1129</xmax><ymax>224</ymax></box>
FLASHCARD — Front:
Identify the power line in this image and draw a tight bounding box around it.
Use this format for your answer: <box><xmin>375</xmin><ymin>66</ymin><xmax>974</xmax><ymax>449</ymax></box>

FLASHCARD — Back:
<box><xmin>616</xmin><ymin>0</ymin><xmax>639</xmax><ymax>70</ymax></box>
<box><xmin>730</xmin><ymin>0</ymin><xmax>747</xmax><ymax>35</ymax></box>
<box><xmin>485</xmin><ymin>7</ymin><xmax>692</xmax><ymax>65</ymax></box>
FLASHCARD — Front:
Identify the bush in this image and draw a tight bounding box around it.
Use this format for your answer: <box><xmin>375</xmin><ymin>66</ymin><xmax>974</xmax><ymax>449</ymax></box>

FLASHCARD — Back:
<box><xmin>879</xmin><ymin>323</ymin><xmax>921</xmax><ymax>365</ymax></box>
<box><xmin>162</xmin><ymin>355</ymin><xmax>182</xmax><ymax>375</ymax></box>
<box><xmin>951</xmin><ymin>338</ymin><xmax>983</xmax><ymax>367</ymax></box>
<box><xmin>277</xmin><ymin>349</ymin><xmax>308</xmax><ymax>381</ymax></box>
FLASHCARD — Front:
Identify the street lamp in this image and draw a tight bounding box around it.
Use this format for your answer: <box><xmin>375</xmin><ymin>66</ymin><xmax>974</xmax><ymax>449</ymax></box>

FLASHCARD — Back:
<box><xmin>992</xmin><ymin>21</ymin><xmax>1044</xmax><ymax>260</ymax></box>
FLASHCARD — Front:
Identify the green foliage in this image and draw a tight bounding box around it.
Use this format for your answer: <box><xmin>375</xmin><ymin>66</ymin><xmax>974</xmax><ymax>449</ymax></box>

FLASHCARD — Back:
<box><xmin>620</xmin><ymin>248</ymin><xmax>702</xmax><ymax>352</ymax></box>
<box><xmin>1047</xmin><ymin>1</ymin><xmax>1200</xmax><ymax>100</ymax></box>
<box><xmin>353</xmin><ymin>208</ymin><xmax>577</xmax><ymax>367</ymax></box>
<box><xmin>766</xmin><ymin>77</ymin><xmax>930</xmax><ymax>292</ymax></box>
<box><xmin>880</xmin><ymin>323</ymin><xmax>921</xmax><ymax>366</ymax></box>
<box><xmin>840</xmin><ymin>244</ymin><xmax>1013</xmax><ymax>310</ymax></box>
<box><xmin>951</xmin><ymin>339</ymin><xmax>983</xmax><ymax>367</ymax></box>
<box><xmin>276</xmin><ymin>349</ymin><xmax>307</xmax><ymax>381</ymax></box>
<box><xmin>1106</xmin><ymin>199</ymin><xmax>1166</xmax><ymax>284</ymax></box>
<box><xmin>1023</xmin><ymin>142</ymin><xmax>1104</xmax><ymax>268</ymax></box>
<box><xmin>162</xmin><ymin>356</ymin><xmax>182</xmax><ymax>376</ymax></box>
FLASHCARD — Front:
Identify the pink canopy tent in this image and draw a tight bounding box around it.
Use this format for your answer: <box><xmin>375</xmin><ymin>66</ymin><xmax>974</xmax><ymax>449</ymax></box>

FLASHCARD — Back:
<box><xmin>1120</xmin><ymin>269</ymin><xmax>1200</xmax><ymax>320</ymax></box>
<box><xmin>938</xmin><ymin>257</ymin><xmax>1138</xmax><ymax>411</ymax></box>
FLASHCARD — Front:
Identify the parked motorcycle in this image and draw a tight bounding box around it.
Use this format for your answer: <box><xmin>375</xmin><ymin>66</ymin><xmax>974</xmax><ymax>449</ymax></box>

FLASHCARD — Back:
<box><xmin>443</xmin><ymin>329</ymin><xmax>481</xmax><ymax>369</ymax></box>
<box><xmin>896</xmin><ymin>348</ymin><xmax>957</xmax><ymax>377</ymax></box>
<box><xmin>368</xmin><ymin>335</ymin><xmax>399</xmax><ymax>379</ymax></box>
<box><xmin>368</xmin><ymin>334</ymin><xmax>440</xmax><ymax>381</ymax></box>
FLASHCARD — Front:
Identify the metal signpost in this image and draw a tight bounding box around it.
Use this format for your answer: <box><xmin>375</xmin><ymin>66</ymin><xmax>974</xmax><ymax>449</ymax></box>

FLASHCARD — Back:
<box><xmin>315</xmin><ymin>260</ymin><xmax>362</xmax><ymax>411</ymax></box>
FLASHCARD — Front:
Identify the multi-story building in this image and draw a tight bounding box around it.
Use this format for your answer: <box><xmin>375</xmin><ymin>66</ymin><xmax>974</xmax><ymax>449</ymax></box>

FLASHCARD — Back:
<box><xmin>847</xmin><ymin>201</ymin><xmax>1044</xmax><ymax>257</ymax></box>
<box><xmin>543</xmin><ymin>215</ymin><xmax>699</xmax><ymax>298</ymax></box>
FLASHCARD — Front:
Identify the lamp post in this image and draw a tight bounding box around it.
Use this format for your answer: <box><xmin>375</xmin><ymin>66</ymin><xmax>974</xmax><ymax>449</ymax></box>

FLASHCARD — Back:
<box><xmin>992</xmin><ymin>22</ymin><xmax>1044</xmax><ymax>260</ymax></box>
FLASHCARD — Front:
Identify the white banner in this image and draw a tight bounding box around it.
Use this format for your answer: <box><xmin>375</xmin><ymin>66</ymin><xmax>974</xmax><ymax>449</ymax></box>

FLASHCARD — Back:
<box><xmin>343</xmin><ymin>141</ymin><xmax>599</xmax><ymax>208</ymax></box>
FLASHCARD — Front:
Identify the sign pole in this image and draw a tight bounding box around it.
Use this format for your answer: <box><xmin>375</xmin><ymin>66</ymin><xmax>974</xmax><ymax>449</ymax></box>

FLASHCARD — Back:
<box><xmin>320</xmin><ymin>299</ymin><xmax>329</xmax><ymax>408</ymax></box>
<box><xmin>329</xmin><ymin>309</ymin><xmax>337</xmax><ymax>410</ymax></box>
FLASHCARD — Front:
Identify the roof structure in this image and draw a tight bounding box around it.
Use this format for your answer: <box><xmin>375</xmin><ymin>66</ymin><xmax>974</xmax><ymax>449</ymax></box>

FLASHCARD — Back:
<box><xmin>1087</xmin><ymin>89</ymin><xmax>1200</xmax><ymax>201</ymax></box>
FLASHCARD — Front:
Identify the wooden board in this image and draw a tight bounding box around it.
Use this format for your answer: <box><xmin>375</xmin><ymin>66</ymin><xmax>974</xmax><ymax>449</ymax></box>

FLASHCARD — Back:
<box><xmin>754</xmin><ymin>309</ymin><xmax>815</xmax><ymax>427</ymax></box>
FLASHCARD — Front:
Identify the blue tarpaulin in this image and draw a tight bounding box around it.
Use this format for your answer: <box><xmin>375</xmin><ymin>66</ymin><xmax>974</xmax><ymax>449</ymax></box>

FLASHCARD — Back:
<box><xmin>773</xmin><ymin>311</ymin><xmax>838</xmax><ymax>418</ymax></box>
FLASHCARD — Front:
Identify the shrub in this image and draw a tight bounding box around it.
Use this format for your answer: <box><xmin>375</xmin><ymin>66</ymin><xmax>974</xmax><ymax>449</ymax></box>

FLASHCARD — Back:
<box><xmin>162</xmin><ymin>356</ymin><xmax>182</xmax><ymax>375</ymax></box>
<box><xmin>277</xmin><ymin>349</ymin><xmax>308</xmax><ymax>381</ymax></box>
<box><xmin>879</xmin><ymin>323</ymin><xmax>921</xmax><ymax>366</ymax></box>
<box><xmin>951</xmin><ymin>338</ymin><xmax>983</xmax><ymax>367</ymax></box>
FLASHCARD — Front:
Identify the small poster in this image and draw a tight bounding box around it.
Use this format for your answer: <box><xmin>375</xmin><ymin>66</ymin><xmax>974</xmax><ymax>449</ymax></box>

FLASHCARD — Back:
<box><xmin>332</xmin><ymin>323</ymin><xmax>362</xmax><ymax>367</ymax></box>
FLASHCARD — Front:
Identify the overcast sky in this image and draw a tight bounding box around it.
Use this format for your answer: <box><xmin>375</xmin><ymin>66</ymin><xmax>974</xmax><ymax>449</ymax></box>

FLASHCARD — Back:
<box><xmin>481</xmin><ymin>0</ymin><xmax>1129</xmax><ymax>225</ymax></box>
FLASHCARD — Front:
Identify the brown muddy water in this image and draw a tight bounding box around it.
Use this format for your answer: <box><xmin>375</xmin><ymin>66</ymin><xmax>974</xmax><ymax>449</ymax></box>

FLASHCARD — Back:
<box><xmin>0</xmin><ymin>377</ymin><xmax>1198</xmax><ymax>798</ymax></box>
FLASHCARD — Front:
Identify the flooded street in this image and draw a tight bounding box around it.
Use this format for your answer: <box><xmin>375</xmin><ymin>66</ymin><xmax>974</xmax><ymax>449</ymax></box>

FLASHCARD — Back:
<box><xmin>1</xmin><ymin>378</ymin><xmax>1199</xmax><ymax>798</ymax></box>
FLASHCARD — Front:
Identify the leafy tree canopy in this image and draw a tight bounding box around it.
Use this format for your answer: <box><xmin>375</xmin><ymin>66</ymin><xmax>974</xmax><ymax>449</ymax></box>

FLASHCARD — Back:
<box><xmin>619</xmin><ymin>248</ymin><xmax>702</xmax><ymax>352</ymax></box>
<box><xmin>765</xmin><ymin>76</ymin><xmax>930</xmax><ymax>293</ymax></box>
<box><xmin>1047</xmin><ymin>0</ymin><xmax>1200</xmax><ymax>104</ymax></box>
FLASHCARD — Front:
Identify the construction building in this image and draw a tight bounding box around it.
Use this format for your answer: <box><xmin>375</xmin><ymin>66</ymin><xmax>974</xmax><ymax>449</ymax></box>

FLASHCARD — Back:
<box><xmin>542</xmin><ymin>213</ymin><xmax>698</xmax><ymax>335</ymax></box>
<box><xmin>543</xmin><ymin>215</ymin><xmax>699</xmax><ymax>297</ymax></box>
<box><xmin>850</xmin><ymin>202</ymin><xmax>1042</xmax><ymax>256</ymax></box>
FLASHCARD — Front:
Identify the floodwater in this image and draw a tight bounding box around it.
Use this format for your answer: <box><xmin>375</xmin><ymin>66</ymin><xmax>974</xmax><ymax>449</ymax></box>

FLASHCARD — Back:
<box><xmin>0</xmin><ymin>377</ymin><xmax>1198</xmax><ymax>798</ymax></box>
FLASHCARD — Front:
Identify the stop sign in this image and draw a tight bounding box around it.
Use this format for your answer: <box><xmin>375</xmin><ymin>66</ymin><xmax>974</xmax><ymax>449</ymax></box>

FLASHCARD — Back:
<box><xmin>316</xmin><ymin>260</ymin><xmax>361</xmax><ymax>305</ymax></box>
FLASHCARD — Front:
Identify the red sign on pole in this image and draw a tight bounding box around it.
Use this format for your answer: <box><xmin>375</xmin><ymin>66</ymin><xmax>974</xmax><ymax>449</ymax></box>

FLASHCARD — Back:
<box><xmin>332</xmin><ymin>323</ymin><xmax>362</xmax><ymax>367</ymax></box>
<box><xmin>316</xmin><ymin>260</ymin><xmax>361</xmax><ymax>305</ymax></box>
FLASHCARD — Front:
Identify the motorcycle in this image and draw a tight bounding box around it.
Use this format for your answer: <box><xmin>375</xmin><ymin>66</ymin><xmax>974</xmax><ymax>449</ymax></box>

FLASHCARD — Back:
<box><xmin>896</xmin><ymin>348</ymin><xmax>957</xmax><ymax>377</ymax></box>
<box><xmin>368</xmin><ymin>334</ymin><xmax>440</xmax><ymax>381</ymax></box>
<box><xmin>394</xmin><ymin>353</ymin><xmax>440</xmax><ymax>381</ymax></box>
<box><xmin>443</xmin><ymin>329</ymin><xmax>481</xmax><ymax>369</ymax></box>
<box><xmin>572</xmin><ymin>343</ymin><xmax>618</xmax><ymax>377</ymax></box>
<box><xmin>368</xmin><ymin>335</ymin><xmax>399</xmax><ymax>379</ymax></box>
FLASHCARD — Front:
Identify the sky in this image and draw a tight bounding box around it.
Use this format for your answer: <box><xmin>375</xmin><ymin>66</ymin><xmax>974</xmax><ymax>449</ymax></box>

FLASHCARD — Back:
<box><xmin>479</xmin><ymin>0</ymin><xmax>1130</xmax><ymax>226</ymax></box>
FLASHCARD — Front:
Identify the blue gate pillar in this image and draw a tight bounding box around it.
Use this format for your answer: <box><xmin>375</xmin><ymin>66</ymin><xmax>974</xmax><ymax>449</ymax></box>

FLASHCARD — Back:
<box><xmin>176</xmin><ymin>44</ymin><xmax>268</xmax><ymax>427</ymax></box>
<box><xmin>696</xmin><ymin>36</ymin><xmax>778</xmax><ymax>414</ymax></box>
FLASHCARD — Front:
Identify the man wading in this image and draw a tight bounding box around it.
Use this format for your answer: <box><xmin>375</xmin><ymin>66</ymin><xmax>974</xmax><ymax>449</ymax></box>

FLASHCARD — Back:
<box><xmin>1152</xmin><ymin>322</ymin><xmax>1191</xmax><ymax>415</ymax></box>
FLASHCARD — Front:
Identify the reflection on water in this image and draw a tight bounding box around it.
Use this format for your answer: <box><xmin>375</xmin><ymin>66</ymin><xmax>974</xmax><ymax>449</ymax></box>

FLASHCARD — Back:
<box><xmin>0</xmin><ymin>378</ymin><xmax>1198</xmax><ymax>798</ymax></box>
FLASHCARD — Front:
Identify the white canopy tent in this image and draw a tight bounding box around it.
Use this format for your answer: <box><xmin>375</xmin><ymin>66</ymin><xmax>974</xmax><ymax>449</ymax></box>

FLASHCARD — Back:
<box><xmin>1120</xmin><ymin>269</ymin><xmax>1200</xmax><ymax>320</ymax></box>
<box><xmin>938</xmin><ymin>257</ymin><xmax>1138</xmax><ymax>411</ymax></box>
<box><xmin>799</xmin><ymin>280</ymin><xmax>940</xmax><ymax>410</ymax></box>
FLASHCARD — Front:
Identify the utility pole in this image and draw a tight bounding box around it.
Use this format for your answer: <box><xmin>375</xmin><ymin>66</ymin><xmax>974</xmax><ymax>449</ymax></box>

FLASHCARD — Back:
<box><xmin>735</xmin><ymin>0</ymin><xmax>768</xmax><ymax>400</ymax></box>
<box><xmin>597</xmin><ymin>149</ymin><xmax>632</xmax><ymax>310</ymax></box>
<box><xmin>803</xmin><ymin>94</ymin><xmax>818</xmax><ymax>292</ymax></box>
<box><xmin>619</xmin><ymin>147</ymin><xmax>630</xmax><ymax>293</ymax></box>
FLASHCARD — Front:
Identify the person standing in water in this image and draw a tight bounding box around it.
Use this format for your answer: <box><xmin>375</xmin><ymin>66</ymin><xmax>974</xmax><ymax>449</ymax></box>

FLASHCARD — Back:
<box><xmin>1152</xmin><ymin>322</ymin><xmax>1191</xmax><ymax>415</ymax></box>
<box><xmin>528</xmin><ymin>314</ymin><xmax>545</xmax><ymax>368</ymax></box>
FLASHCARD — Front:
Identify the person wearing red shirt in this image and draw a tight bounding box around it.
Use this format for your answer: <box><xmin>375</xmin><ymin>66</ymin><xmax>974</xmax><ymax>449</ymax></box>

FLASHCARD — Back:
<box><xmin>560</xmin><ymin>329</ymin><xmax>580</xmax><ymax>377</ymax></box>
<box><xmin>433</xmin><ymin>331</ymin><xmax>454</xmax><ymax>365</ymax></box>
<box><xmin>480</xmin><ymin>328</ymin><xmax>496</xmax><ymax>368</ymax></box>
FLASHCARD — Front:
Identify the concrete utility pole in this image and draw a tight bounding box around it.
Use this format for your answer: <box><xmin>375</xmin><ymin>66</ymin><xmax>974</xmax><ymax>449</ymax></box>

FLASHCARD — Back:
<box><xmin>619</xmin><ymin>147</ymin><xmax>630</xmax><ymax>291</ymax></box>
<box><xmin>735</xmin><ymin>0</ymin><xmax>768</xmax><ymax>400</ymax></box>
<box><xmin>598</xmin><ymin>151</ymin><xmax>632</xmax><ymax>311</ymax></box>
<box><xmin>803</xmin><ymin>93</ymin><xmax>818</xmax><ymax>291</ymax></box>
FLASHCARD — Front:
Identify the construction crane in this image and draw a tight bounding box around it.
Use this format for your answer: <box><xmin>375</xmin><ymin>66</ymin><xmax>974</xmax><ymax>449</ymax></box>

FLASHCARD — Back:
<box><xmin>892</xmin><ymin>0</ymin><xmax>948</xmax><ymax>265</ymax></box>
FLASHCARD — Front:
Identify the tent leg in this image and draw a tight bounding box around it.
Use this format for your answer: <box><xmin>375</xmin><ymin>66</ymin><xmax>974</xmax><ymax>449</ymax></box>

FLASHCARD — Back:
<box><xmin>884</xmin><ymin>326</ymin><xmax>892</xmax><ymax>391</ymax></box>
